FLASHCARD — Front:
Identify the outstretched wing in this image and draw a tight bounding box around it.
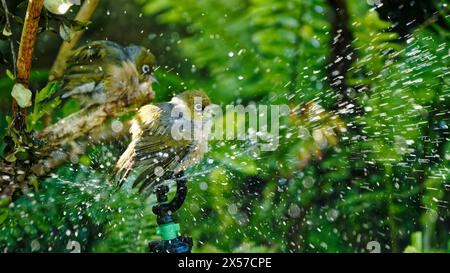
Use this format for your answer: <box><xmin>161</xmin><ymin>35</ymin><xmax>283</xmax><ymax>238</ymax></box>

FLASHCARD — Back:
<box><xmin>47</xmin><ymin>41</ymin><xmax>126</xmax><ymax>103</ymax></box>
<box><xmin>115</xmin><ymin>103</ymin><xmax>193</xmax><ymax>193</ymax></box>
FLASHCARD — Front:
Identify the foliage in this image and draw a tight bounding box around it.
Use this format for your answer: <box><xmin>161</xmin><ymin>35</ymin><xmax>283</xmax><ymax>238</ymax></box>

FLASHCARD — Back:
<box><xmin>0</xmin><ymin>0</ymin><xmax>449</xmax><ymax>253</ymax></box>
<box><xmin>0</xmin><ymin>163</ymin><xmax>157</xmax><ymax>252</ymax></box>
<box><xmin>27</xmin><ymin>81</ymin><xmax>61</xmax><ymax>132</ymax></box>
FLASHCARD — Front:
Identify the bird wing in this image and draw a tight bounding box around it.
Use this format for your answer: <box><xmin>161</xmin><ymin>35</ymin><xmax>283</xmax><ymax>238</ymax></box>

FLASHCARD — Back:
<box><xmin>115</xmin><ymin>103</ymin><xmax>194</xmax><ymax>193</ymax></box>
<box><xmin>47</xmin><ymin>41</ymin><xmax>127</xmax><ymax>103</ymax></box>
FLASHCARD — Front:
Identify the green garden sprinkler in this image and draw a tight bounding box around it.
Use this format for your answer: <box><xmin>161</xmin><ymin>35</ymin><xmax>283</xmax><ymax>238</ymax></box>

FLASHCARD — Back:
<box><xmin>149</xmin><ymin>171</ymin><xmax>193</xmax><ymax>253</ymax></box>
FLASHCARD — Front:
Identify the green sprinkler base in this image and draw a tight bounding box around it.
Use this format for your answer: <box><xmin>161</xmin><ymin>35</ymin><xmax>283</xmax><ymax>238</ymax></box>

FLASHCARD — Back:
<box><xmin>156</xmin><ymin>222</ymin><xmax>180</xmax><ymax>241</ymax></box>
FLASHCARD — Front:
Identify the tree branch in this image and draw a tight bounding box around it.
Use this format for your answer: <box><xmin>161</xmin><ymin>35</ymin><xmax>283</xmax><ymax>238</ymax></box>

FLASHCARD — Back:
<box><xmin>32</xmin><ymin>117</ymin><xmax>132</xmax><ymax>177</ymax></box>
<box><xmin>31</xmin><ymin>98</ymin><xmax>142</xmax><ymax>177</ymax></box>
<box><xmin>1</xmin><ymin>95</ymin><xmax>150</xmax><ymax>198</ymax></box>
<box><xmin>39</xmin><ymin>100</ymin><xmax>133</xmax><ymax>150</ymax></box>
<box><xmin>0</xmin><ymin>0</ymin><xmax>151</xmax><ymax>201</ymax></box>
<box><xmin>49</xmin><ymin>0</ymin><xmax>102</xmax><ymax>81</ymax></box>
<box><xmin>12</xmin><ymin>0</ymin><xmax>44</xmax><ymax>131</ymax></box>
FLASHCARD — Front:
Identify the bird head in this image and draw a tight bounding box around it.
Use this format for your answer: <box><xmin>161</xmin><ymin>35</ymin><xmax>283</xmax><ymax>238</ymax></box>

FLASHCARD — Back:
<box><xmin>124</xmin><ymin>45</ymin><xmax>157</xmax><ymax>100</ymax></box>
<box><xmin>174</xmin><ymin>90</ymin><xmax>211</xmax><ymax>117</ymax></box>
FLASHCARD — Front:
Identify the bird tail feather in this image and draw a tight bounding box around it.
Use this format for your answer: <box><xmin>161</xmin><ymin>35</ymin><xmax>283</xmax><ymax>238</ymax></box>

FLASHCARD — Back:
<box><xmin>115</xmin><ymin>141</ymin><xmax>137</xmax><ymax>188</ymax></box>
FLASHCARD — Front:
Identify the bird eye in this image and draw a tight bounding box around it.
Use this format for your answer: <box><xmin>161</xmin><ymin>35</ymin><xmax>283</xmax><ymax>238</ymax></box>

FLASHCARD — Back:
<box><xmin>142</xmin><ymin>64</ymin><xmax>150</xmax><ymax>74</ymax></box>
<box><xmin>194</xmin><ymin>103</ymin><xmax>202</xmax><ymax>112</ymax></box>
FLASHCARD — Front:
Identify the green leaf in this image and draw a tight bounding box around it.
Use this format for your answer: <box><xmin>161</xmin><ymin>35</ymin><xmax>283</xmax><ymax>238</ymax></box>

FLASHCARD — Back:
<box><xmin>59</xmin><ymin>23</ymin><xmax>74</xmax><ymax>41</ymax></box>
<box><xmin>28</xmin><ymin>176</ymin><xmax>40</xmax><ymax>192</ymax></box>
<box><xmin>411</xmin><ymin>232</ymin><xmax>423</xmax><ymax>252</ymax></box>
<box><xmin>27</xmin><ymin>82</ymin><xmax>61</xmax><ymax>132</ymax></box>
<box><xmin>35</xmin><ymin>81</ymin><xmax>60</xmax><ymax>104</ymax></box>
<box><xmin>0</xmin><ymin>196</ymin><xmax>10</xmax><ymax>208</ymax></box>
<box><xmin>12</xmin><ymin>14</ymin><xmax>24</xmax><ymax>25</ymax></box>
<box><xmin>6</xmin><ymin>69</ymin><xmax>14</xmax><ymax>80</ymax></box>
<box><xmin>70</xmin><ymin>20</ymin><xmax>91</xmax><ymax>31</ymax></box>
<box><xmin>0</xmin><ymin>208</ymin><xmax>8</xmax><ymax>225</ymax></box>
<box><xmin>17</xmin><ymin>1</ymin><xmax>29</xmax><ymax>9</ymax></box>
<box><xmin>59</xmin><ymin>20</ymin><xmax>90</xmax><ymax>41</ymax></box>
<box><xmin>2</xmin><ymin>24</ymin><xmax>12</xmax><ymax>37</ymax></box>
<box><xmin>4</xmin><ymin>152</ymin><xmax>16</xmax><ymax>163</ymax></box>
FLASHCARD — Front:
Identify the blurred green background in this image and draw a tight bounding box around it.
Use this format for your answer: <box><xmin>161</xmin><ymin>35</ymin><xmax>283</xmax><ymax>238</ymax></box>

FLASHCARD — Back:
<box><xmin>0</xmin><ymin>0</ymin><xmax>449</xmax><ymax>253</ymax></box>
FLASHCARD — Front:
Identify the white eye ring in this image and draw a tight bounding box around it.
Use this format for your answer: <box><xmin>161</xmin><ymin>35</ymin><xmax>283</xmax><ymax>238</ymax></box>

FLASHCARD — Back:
<box><xmin>142</xmin><ymin>64</ymin><xmax>150</xmax><ymax>74</ymax></box>
<box><xmin>194</xmin><ymin>103</ymin><xmax>202</xmax><ymax>112</ymax></box>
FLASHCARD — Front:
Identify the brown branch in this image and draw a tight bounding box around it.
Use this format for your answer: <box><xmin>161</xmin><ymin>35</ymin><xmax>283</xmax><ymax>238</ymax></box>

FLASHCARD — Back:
<box><xmin>1</xmin><ymin>0</ymin><xmax>44</xmax><ymax>201</ymax></box>
<box><xmin>49</xmin><ymin>0</ymin><xmax>102</xmax><ymax>81</ymax></box>
<box><xmin>12</xmin><ymin>0</ymin><xmax>44</xmax><ymax>131</ymax></box>
<box><xmin>39</xmin><ymin>101</ymin><xmax>132</xmax><ymax>150</ymax></box>
<box><xmin>44</xmin><ymin>0</ymin><xmax>101</xmax><ymax>128</ymax></box>
<box><xmin>1</xmin><ymin>95</ymin><xmax>149</xmax><ymax>198</ymax></box>
<box><xmin>31</xmin><ymin>118</ymin><xmax>132</xmax><ymax>176</ymax></box>
<box><xmin>31</xmin><ymin>94</ymin><xmax>150</xmax><ymax>176</ymax></box>
<box><xmin>1</xmin><ymin>0</ymin><xmax>150</xmax><ymax>202</ymax></box>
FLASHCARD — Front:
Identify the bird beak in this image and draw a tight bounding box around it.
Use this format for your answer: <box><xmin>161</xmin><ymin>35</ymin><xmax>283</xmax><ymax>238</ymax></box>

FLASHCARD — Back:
<box><xmin>150</xmin><ymin>75</ymin><xmax>159</xmax><ymax>85</ymax></box>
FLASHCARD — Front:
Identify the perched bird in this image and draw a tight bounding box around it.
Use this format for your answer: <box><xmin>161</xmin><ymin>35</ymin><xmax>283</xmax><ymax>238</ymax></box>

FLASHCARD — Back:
<box><xmin>115</xmin><ymin>90</ymin><xmax>212</xmax><ymax>194</ymax></box>
<box><xmin>46</xmin><ymin>40</ymin><xmax>157</xmax><ymax>107</ymax></box>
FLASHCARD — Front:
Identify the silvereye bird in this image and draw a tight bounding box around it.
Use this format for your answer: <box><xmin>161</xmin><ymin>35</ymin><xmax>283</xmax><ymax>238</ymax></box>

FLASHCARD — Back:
<box><xmin>46</xmin><ymin>40</ymin><xmax>157</xmax><ymax>107</ymax></box>
<box><xmin>115</xmin><ymin>90</ymin><xmax>212</xmax><ymax>194</ymax></box>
